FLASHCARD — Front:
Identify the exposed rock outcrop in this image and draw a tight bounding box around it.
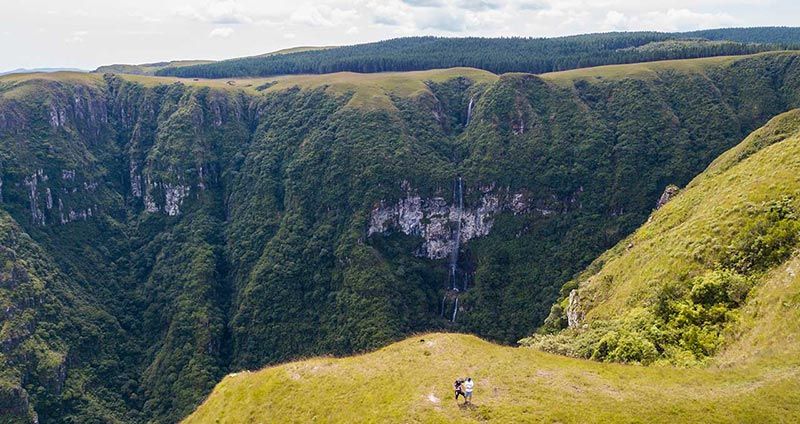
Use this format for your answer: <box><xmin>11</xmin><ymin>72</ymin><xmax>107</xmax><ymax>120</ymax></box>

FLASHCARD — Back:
<box><xmin>368</xmin><ymin>182</ymin><xmax>538</xmax><ymax>259</ymax></box>
<box><xmin>164</xmin><ymin>183</ymin><xmax>189</xmax><ymax>216</ymax></box>
<box><xmin>23</xmin><ymin>170</ymin><xmax>47</xmax><ymax>226</ymax></box>
<box><xmin>566</xmin><ymin>289</ymin><xmax>584</xmax><ymax>329</ymax></box>
<box><xmin>656</xmin><ymin>184</ymin><xmax>680</xmax><ymax>209</ymax></box>
<box><xmin>142</xmin><ymin>177</ymin><xmax>191</xmax><ymax>216</ymax></box>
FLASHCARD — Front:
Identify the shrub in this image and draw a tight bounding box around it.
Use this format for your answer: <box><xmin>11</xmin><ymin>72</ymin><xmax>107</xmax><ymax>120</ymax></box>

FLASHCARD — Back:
<box><xmin>722</xmin><ymin>197</ymin><xmax>800</xmax><ymax>273</ymax></box>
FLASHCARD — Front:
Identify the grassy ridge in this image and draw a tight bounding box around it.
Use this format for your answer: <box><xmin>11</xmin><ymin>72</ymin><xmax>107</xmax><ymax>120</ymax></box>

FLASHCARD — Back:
<box><xmin>567</xmin><ymin>109</ymin><xmax>800</xmax><ymax>323</ymax></box>
<box><xmin>185</xmin><ymin>328</ymin><xmax>800</xmax><ymax>423</ymax></box>
<box><xmin>524</xmin><ymin>109</ymin><xmax>800</xmax><ymax>368</ymax></box>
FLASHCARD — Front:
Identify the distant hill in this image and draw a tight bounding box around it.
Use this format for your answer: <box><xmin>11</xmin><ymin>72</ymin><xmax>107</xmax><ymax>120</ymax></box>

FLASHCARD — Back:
<box><xmin>0</xmin><ymin>67</ymin><xmax>87</xmax><ymax>75</ymax></box>
<box><xmin>93</xmin><ymin>47</ymin><xmax>335</xmax><ymax>76</ymax></box>
<box><xmin>94</xmin><ymin>60</ymin><xmax>215</xmax><ymax>76</ymax></box>
<box><xmin>156</xmin><ymin>27</ymin><xmax>800</xmax><ymax>78</ymax></box>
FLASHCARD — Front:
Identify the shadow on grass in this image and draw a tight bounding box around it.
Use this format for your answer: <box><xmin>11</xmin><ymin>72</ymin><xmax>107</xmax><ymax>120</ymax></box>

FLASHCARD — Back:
<box><xmin>458</xmin><ymin>402</ymin><xmax>478</xmax><ymax>411</ymax></box>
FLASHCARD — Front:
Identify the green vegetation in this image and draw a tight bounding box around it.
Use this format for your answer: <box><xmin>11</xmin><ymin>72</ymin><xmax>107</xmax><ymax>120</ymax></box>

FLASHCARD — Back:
<box><xmin>187</xmin><ymin>103</ymin><xmax>800</xmax><ymax>424</ymax></box>
<box><xmin>94</xmin><ymin>60</ymin><xmax>215</xmax><ymax>76</ymax></box>
<box><xmin>157</xmin><ymin>28</ymin><xmax>800</xmax><ymax>78</ymax></box>
<box><xmin>619</xmin><ymin>39</ymin><xmax>744</xmax><ymax>53</ymax></box>
<box><xmin>528</xmin><ymin>110</ymin><xmax>800</xmax><ymax>366</ymax></box>
<box><xmin>3</xmin><ymin>51</ymin><xmax>800</xmax><ymax>422</ymax></box>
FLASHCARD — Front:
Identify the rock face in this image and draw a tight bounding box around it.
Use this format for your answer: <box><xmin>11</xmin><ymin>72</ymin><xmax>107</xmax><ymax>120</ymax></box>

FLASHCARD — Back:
<box><xmin>566</xmin><ymin>289</ymin><xmax>583</xmax><ymax>329</ymax></box>
<box><xmin>23</xmin><ymin>170</ymin><xmax>47</xmax><ymax>226</ymax></box>
<box><xmin>142</xmin><ymin>178</ymin><xmax>191</xmax><ymax>216</ymax></box>
<box><xmin>368</xmin><ymin>182</ymin><xmax>533</xmax><ymax>259</ymax></box>
<box><xmin>0</xmin><ymin>385</ymin><xmax>36</xmax><ymax>423</ymax></box>
<box><xmin>656</xmin><ymin>184</ymin><xmax>680</xmax><ymax>209</ymax></box>
<box><xmin>15</xmin><ymin>169</ymin><xmax>101</xmax><ymax>226</ymax></box>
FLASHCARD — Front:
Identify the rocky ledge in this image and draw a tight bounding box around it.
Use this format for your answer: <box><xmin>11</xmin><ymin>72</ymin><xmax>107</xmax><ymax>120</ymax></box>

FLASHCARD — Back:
<box><xmin>368</xmin><ymin>182</ymin><xmax>544</xmax><ymax>259</ymax></box>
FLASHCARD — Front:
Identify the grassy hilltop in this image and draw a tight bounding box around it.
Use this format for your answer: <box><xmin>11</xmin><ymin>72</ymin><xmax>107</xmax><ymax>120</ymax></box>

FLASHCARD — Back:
<box><xmin>185</xmin><ymin>111</ymin><xmax>800</xmax><ymax>423</ymax></box>
<box><xmin>185</xmin><ymin>330</ymin><xmax>800</xmax><ymax>423</ymax></box>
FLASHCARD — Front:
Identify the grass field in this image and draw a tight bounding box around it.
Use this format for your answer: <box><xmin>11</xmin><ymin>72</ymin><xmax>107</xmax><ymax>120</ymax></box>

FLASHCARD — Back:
<box><xmin>93</xmin><ymin>60</ymin><xmax>216</xmax><ymax>76</ymax></box>
<box><xmin>539</xmin><ymin>50</ymin><xmax>800</xmax><ymax>85</ymax></box>
<box><xmin>1</xmin><ymin>67</ymin><xmax>498</xmax><ymax>110</ymax></box>
<box><xmin>184</xmin><ymin>328</ymin><xmax>800</xmax><ymax>423</ymax></box>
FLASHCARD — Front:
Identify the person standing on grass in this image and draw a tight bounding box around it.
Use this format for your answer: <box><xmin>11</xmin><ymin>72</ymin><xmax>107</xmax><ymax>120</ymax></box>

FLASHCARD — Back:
<box><xmin>463</xmin><ymin>377</ymin><xmax>474</xmax><ymax>404</ymax></box>
<box><xmin>454</xmin><ymin>378</ymin><xmax>465</xmax><ymax>401</ymax></box>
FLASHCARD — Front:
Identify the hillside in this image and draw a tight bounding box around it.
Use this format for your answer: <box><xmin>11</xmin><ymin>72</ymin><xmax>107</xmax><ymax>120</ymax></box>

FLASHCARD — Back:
<box><xmin>3</xmin><ymin>51</ymin><xmax>800</xmax><ymax>422</ymax></box>
<box><xmin>527</xmin><ymin>110</ymin><xmax>800</xmax><ymax>366</ymax></box>
<box><xmin>185</xmin><ymin>110</ymin><xmax>800</xmax><ymax>424</ymax></box>
<box><xmin>94</xmin><ymin>60</ymin><xmax>215</xmax><ymax>76</ymax></box>
<box><xmin>91</xmin><ymin>47</ymin><xmax>335</xmax><ymax>76</ymax></box>
<box><xmin>156</xmin><ymin>27</ymin><xmax>800</xmax><ymax>78</ymax></box>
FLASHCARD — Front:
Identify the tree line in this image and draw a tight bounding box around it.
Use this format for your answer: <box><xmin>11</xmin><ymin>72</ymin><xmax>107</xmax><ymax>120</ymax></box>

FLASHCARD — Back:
<box><xmin>156</xmin><ymin>28</ymin><xmax>800</xmax><ymax>79</ymax></box>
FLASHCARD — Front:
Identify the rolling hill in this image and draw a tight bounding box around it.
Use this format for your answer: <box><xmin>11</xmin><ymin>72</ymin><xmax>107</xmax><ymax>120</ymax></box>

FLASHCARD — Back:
<box><xmin>93</xmin><ymin>60</ymin><xmax>216</xmax><ymax>76</ymax></box>
<box><xmin>184</xmin><ymin>110</ymin><xmax>800</xmax><ymax>423</ymax></box>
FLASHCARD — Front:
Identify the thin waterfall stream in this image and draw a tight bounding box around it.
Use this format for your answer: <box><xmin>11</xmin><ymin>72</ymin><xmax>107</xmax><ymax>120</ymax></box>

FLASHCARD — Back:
<box><xmin>447</xmin><ymin>176</ymin><xmax>463</xmax><ymax>322</ymax></box>
<box><xmin>444</xmin><ymin>96</ymin><xmax>473</xmax><ymax>323</ymax></box>
<box><xmin>466</xmin><ymin>97</ymin><xmax>474</xmax><ymax>126</ymax></box>
<box><xmin>450</xmin><ymin>176</ymin><xmax>463</xmax><ymax>291</ymax></box>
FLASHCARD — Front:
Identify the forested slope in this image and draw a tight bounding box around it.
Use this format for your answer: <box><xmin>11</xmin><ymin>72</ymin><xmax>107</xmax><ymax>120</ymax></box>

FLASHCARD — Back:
<box><xmin>2</xmin><ymin>51</ymin><xmax>800</xmax><ymax>422</ymax></box>
<box><xmin>156</xmin><ymin>27</ymin><xmax>800</xmax><ymax>78</ymax></box>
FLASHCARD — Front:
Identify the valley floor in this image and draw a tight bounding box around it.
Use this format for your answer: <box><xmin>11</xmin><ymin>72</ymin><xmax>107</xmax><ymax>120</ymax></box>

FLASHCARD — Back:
<box><xmin>185</xmin><ymin>330</ymin><xmax>800</xmax><ymax>423</ymax></box>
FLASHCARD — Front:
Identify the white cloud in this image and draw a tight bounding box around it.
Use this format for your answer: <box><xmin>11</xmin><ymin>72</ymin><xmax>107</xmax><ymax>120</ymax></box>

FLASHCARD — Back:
<box><xmin>177</xmin><ymin>0</ymin><xmax>255</xmax><ymax>25</ymax></box>
<box><xmin>209</xmin><ymin>27</ymin><xmax>235</xmax><ymax>38</ymax></box>
<box><xmin>65</xmin><ymin>30</ymin><xmax>89</xmax><ymax>43</ymax></box>
<box><xmin>416</xmin><ymin>9</ymin><xmax>467</xmax><ymax>31</ymax></box>
<box><xmin>369</xmin><ymin>0</ymin><xmax>413</xmax><ymax>27</ymax></box>
<box><xmin>401</xmin><ymin>0</ymin><xmax>445</xmax><ymax>6</ymax></box>
<box><xmin>456</xmin><ymin>0</ymin><xmax>502</xmax><ymax>11</ymax></box>
<box><xmin>516</xmin><ymin>0</ymin><xmax>548</xmax><ymax>11</ymax></box>
<box><xmin>290</xmin><ymin>4</ymin><xmax>359</xmax><ymax>27</ymax></box>
<box><xmin>601</xmin><ymin>8</ymin><xmax>738</xmax><ymax>31</ymax></box>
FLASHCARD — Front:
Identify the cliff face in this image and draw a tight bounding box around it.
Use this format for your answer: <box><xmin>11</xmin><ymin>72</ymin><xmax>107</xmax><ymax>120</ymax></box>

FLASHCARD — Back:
<box><xmin>2</xmin><ymin>51</ymin><xmax>800</xmax><ymax>423</ymax></box>
<box><xmin>367</xmin><ymin>182</ymin><xmax>572</xmax><ymax>259</ymax></box>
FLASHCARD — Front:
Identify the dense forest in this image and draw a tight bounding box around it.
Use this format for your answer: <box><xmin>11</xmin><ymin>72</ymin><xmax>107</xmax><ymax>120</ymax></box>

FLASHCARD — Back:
<box><xmin>156</xmin><ymin>27</ymin><xmax>800</xmax><ymax>78</ymax></box>
<box><xmin>3</xmin><ymin>51</ymin><xmax>800</xmax><ymax>423</ymax></box>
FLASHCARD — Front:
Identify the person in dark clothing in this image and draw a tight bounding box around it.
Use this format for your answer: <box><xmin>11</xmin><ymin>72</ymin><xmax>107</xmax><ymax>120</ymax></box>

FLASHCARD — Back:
<box><xmin>454</xmin><ymin>379</ymin><xmax>465</xmax><ymax>401</ymax></box>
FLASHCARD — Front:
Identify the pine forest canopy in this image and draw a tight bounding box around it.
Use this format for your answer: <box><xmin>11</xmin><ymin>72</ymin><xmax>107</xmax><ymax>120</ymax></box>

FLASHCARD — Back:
<box><xmin>154</xmin><ymin>27</ymin><xmax>800</xmax><ymax>79</ymax></box>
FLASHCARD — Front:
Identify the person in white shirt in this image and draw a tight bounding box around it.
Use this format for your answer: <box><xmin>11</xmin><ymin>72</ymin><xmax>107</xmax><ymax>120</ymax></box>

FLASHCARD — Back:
<box><xmin>463</xmin><ymin>377</ymin><xmax>474</xmax><ymax>404</ymax></box>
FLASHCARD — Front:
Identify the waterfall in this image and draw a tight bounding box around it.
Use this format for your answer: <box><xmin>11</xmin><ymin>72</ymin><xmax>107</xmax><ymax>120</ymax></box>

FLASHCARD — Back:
<box><xmin>466</xmin><ymin>97</ymin><xmax>474</xmax><ymax>126</ymax></box>
<box><xmin>449</xmin><ymin>177</ymin><xmax>463</xmax><ymax>291</ymax></box>
<box><xmin>443</xmin><ymin>177</ymin><xmax>465</xmax><ymax>323</ymax></box>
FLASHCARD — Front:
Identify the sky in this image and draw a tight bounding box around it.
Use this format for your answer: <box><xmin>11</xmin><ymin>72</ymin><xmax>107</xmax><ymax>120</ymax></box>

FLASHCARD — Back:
<box><xmin>2</xmin><ymin>0</ymin><xmax>799</xmax><ymax>71</ymax></box>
